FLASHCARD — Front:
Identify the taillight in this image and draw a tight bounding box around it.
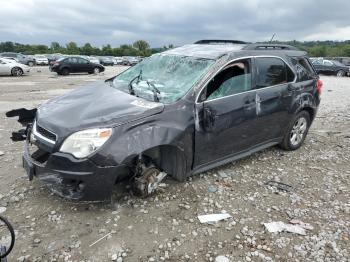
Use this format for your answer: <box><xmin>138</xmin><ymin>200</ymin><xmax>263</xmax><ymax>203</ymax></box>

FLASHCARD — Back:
<box><xmin>316</xmin><ymin>79</ymin><xmax>323</xmax><ymax>95</ymax></box>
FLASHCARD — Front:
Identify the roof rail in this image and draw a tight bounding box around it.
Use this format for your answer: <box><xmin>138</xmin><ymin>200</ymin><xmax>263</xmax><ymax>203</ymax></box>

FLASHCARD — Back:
<box><xmin>195</xmin><ymin>39</ymin><xmax>248</xmax><ymax>45</ymax></box>
<box><xmin>243</xmin><ymin>44</ymin><xmax>299</xmax><ymax>51</ymax></box>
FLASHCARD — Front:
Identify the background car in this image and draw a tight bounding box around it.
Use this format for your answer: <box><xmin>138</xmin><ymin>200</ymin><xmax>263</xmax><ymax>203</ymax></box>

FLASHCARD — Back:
<box><xmin>122</xmin><ymin>56</ymin><xmax>140</xmax><ymax>66</ymax></box>
<box><xmin>0</xmin><ymin>52</ymin><xmax>36</xmax><ymax>66</ymax></box>
<box><xmin>312</xmin><ymin>59</ymin><xmax>350</xmax><ymax>77</ymax></box>
<box><xmin>50</xmin><ymin>56</ymin><xmax>105</xmax><ymax>75</ymax></box>
<box><xmin>98</xmin><ymin>56</ymin><xmax>114</xmax><ymax>66</ymax></box>
<box><xmin>88</xmin><ymin>56</ymin><xmax>100</xmax><ymax>64</ymax></box>
<box><xmin>0</xmin><ymin>58</ymin><xmax>30</xmax><ymax>76</ymax></box>
<box><xmin>34</xmin><ymin>55</ymin><xmax>49</xmax><ymax>65</ymax></box>
<box><xmin>114</xmin><ymin>57</ymin><xmax>123</xmax><ymax>65</ymax></box>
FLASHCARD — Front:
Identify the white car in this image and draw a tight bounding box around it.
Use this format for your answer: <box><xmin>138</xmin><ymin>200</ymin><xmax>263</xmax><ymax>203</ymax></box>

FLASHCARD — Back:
<box><xmin>89</xmin><ymin>56</ymin><xmax>100</xmax><ymax>64</ymax></box>
<box><xmin>34</xmin><ymin>55</ymin><xmax>49</xmax><ymax>65</ymax></box>
<box><xmin>0</xmin><ymin>58</ymin><xmax>30</xmax><ymax>76</ymax></box>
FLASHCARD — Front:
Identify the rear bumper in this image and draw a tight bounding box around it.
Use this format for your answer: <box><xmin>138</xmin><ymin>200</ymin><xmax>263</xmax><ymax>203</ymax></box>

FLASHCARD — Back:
<box><xmin>23</xmin><ymin>139</ymin><xmax>128</xmax><ymax>201</ymax></box>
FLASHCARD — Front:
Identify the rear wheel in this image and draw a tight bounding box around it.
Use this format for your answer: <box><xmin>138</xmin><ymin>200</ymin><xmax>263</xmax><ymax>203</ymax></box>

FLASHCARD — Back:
<box><xmin>336</xmin><ymin>70</ymin><xmax>345</xmax><ymax>77</ymax></box>
<box><xmin>11</xmin><ymin>67</ymin><xmax>23</xmax><ymax>77</ymax></box>
<box><xmin>279</xmin><ymin>111</ymin><xmax>310</xmax><ymax>151</ymax></box>
<box><xmin>61</xmin><ymin>68</ymin><xmax>70</xmax><ymax>76</ymax></box>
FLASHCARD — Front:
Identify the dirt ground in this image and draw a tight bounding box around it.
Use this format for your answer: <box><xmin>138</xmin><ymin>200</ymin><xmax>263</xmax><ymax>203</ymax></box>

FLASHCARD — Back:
<box><xmin>0</xmin><ymin>67</ymin><xmax>349</xmax><ymax>262</ymax></box>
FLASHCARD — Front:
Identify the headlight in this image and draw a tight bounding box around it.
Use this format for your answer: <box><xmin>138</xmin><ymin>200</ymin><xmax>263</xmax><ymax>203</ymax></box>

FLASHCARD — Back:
<box><xmin>60</xmin><ymin>128</ymin><xmax>112</xmax><ymax>158</ymax></box>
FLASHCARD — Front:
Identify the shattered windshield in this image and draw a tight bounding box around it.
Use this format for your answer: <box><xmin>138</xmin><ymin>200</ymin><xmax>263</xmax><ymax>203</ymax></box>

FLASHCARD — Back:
<box><xmin>112</xmin><ymin>54</ymin><xmax>214</xmax><ymax>103</ymax></box>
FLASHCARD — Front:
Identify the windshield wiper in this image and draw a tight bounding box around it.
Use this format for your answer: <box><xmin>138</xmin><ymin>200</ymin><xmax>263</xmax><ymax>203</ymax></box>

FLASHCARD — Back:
<box><xmin>146</xmin><ymin>80</ymin><xmax>161</xmax><ymax>102</ymax></box>
<box><xmin>128</xmin><ymin>70</ymin><xmax>142</xmax><ymax>95</ymax></box>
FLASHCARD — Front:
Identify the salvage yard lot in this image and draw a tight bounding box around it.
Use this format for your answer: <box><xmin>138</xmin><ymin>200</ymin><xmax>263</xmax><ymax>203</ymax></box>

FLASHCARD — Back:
<box><xmin>0</xmin><ymin>67</ymin><xmax>349</xmax><ymax>261</ymax></box>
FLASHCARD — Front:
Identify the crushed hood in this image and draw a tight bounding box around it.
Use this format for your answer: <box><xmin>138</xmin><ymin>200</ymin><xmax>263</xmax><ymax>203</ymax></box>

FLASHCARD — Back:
<box><xmin>37</xmin><ymin>81</ymin><xmax>164</xmax><ymax>138</ymax></box>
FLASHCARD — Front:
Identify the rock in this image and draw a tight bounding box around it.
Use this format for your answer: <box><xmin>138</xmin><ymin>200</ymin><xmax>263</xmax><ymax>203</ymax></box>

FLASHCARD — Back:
<box><xmin>111</xmin><ymin>254</ymin><xmax>118</xmax><ymax>261</ymax></box>
<box><xmin>215</xmin><ymin>255</ymin><xmax>230</xmax><ymax>262</ymax></box>
<box><xmin>0</xmin><ymin>151</ymin><xmax>4</xmax><ymax>156</ymax></box>
<box><xmin>33</xmin><ymin>238</ymin><xmax>41</xmax><ymax>244</ymax></box>
<box><xmin>0</xmin><ymin>206</ymin><xmax>6</xmax><ymax>214</ymax></box>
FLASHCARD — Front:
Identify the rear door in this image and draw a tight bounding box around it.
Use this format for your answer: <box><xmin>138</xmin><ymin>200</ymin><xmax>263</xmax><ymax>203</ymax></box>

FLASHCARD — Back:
<box><xmin>253</xmin><ymin>57</ymin><xmax>296</xmax><ymax>143</ymax></box>
<box><xmin>194</xmin><ymin>58</ymin><xmax>258</xmax><ymax>167</ymax></box>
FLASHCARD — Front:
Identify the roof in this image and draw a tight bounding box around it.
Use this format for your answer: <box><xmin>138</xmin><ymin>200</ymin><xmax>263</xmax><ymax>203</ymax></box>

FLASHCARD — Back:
<box><xmin>162</xmin><ymin>40</ymin><xmax>306</xmax><ymax>59</ymax></box>
<box><xmin>162</xmin><ymin>44</ymin><xmax>246</xmax><ymax>59</ymax></box>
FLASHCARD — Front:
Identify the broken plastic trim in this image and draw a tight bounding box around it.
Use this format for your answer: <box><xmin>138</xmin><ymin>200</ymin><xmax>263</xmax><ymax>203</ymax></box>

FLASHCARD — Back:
<box><xmin>6</xmin><ymin>108</ymin><xmax>36</xmax><ymax>142</ymax></box>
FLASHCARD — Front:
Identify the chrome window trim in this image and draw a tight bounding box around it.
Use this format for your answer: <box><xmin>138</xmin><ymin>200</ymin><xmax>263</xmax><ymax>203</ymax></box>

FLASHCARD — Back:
<box><xmin>195</xmin><ymin>55</ymin><xmax>297</xmax><ymax>104</ymax></box>
<box><xmin>32</xmin><ymin>121</ymin><xmax>56</xmax><ymax>144</ymax></box>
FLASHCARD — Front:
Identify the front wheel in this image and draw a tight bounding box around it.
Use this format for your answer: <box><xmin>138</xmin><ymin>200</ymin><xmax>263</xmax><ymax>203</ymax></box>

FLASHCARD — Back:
<box><xmin>279</xmin><ymin>111</ymin><xmax>311</xmax><ymax>151</ymax></box>
<box><xmin>61</xmin><ymin>68</ymin><xmax>70</xmax><ymax>76</ymax></box>
<box><xmin>336</xmin><ymin>70</ymin><xmax>345</xmax><ymax>77</ymax></box>
<box><xmin>11</xmin><ymin>67</ymin><xmax>23</xmax><ymax>76</ymax></box>
<box><xmin>93</xmin><ymin>67</ymin><xmax>100</xmax><ymax>74</ymax></box>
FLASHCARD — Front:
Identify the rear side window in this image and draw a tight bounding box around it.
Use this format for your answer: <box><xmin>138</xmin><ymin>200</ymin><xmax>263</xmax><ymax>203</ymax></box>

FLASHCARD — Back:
<box><xmin>255</xmin><ymin>57</ymin><xmax>294</xmax><ymax>88</ymax></box>
<box><xmin>292</xmin><ymin>57</ymin><xmax>315</xmax><ymax>81</ymax></box>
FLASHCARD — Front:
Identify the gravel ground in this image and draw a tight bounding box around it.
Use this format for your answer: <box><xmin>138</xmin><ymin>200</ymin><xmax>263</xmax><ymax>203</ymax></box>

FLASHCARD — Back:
<box><xmin>0</xmin><ymin>67</ymin><xmax>349</xmax><ymax>262</ymax></box>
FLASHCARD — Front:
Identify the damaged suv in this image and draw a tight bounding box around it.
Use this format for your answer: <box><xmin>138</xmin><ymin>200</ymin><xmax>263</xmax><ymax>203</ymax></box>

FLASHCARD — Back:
<box><xmin>7</xmin><ymin>40</ymin><xmax>321</xmax><ymax>201</ymax></box>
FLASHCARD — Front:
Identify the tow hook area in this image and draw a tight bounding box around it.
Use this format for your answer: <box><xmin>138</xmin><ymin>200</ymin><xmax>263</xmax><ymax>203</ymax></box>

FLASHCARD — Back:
<box><xmin>133</xmin><ymin>167</ymin><xmax>167</xmax><ymax>197</ymax></box>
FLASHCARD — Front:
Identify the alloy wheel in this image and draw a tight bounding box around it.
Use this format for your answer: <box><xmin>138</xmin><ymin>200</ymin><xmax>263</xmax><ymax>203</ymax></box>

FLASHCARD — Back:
<box><xmin>290</xmin><ymin>117</ymin><xmax>307</xmax><ymax>146</ymax></box>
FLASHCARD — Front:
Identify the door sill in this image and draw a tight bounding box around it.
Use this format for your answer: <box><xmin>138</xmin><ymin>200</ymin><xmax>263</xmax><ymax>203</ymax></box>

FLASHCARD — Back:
<box><xmin>192</xmin><ymin>139</ymin><xmax>281</xmax><ymax>175</ymax></box>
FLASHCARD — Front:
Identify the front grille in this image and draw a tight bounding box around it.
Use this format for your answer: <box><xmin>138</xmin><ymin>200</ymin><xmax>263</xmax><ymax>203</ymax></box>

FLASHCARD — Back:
<box><xmin>36</xmin><ymin>124</ymin><xmax>57</xmax><ymax>142</ymax></box>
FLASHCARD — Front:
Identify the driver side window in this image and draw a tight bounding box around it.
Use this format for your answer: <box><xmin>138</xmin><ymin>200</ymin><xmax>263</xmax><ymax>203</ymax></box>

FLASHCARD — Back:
<box><xmin>201</xmin><ymin>59</ymin><xmax>252</xmax><ymax>101</ymax></box>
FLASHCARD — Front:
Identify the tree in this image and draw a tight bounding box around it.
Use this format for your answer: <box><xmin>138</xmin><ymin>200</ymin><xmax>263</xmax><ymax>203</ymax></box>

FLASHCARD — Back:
<box><xmin>66</xmin><ymin>42</ymin><xmax>79</xmax><ymax>54</ymax></box>
<box><xmin>50</xmin><ymin>42</ymin><xmax>61</xmax><ymax>52</ymax></box>
<box><xmin>133</xmin><ymin>40</ymin><xmax>151</xmax><ymax>56</ymax></box>
<box><xmin>81</xmin><ymin>43</ymin><xmax>94</xmax><ymax>55</ymax></box>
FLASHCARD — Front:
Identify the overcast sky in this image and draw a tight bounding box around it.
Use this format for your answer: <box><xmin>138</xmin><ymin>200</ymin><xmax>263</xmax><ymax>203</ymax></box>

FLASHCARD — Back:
<box><xmin>0</xmin><ymin>0</ymin><xmax>349</xmax><ymax>47</ymax></box>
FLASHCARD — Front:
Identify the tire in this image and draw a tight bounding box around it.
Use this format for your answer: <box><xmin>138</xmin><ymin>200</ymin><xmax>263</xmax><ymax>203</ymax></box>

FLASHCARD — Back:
<box><xmin>11</xmin><ymin>67</ymin><xmax>23</xmax><ymax>77</ymax></box>
<box><xmin>279</xmin><ymin>111</ymin><xmax>311</xmax><ymax>151</ymax></box>
<box><xmin>61</xmin><ymin>68</ymin><xmax>70</xmax><ymax>76</ymax></box>
<box><xmin>28</xmin><ymin>61</ymin><xmax>34</xmax><ymax>67</ymax></box>
<box><xmin>93</xmin><ymin>67</ymin><xmax>100</xmax><ymax>74</ymax></box>
<box><xmin>336</xmin><ymin>70</ymin><xmax>345</xmax><ymax>77</ymax></box>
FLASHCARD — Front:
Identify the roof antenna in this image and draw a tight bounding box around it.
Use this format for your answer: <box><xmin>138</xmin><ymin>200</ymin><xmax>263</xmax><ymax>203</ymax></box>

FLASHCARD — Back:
<box><xmin>269</xmin><ymin>33</ymin><xmax>276</xmax><ymax>43</ymax></box>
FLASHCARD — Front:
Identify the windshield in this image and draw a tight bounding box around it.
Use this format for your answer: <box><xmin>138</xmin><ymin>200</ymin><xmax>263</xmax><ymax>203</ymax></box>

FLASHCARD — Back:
<box><xmin>112</xmin><ymin>54</ymin><xmax>214</xmax><ymax>103</ymax></box>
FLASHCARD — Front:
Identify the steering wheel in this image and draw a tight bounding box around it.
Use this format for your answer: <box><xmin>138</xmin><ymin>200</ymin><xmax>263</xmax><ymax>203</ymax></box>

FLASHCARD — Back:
<box><xmin>0</xmin><ymin>215</ymin><xmax>15</xmax><ymax>259</ymax></box>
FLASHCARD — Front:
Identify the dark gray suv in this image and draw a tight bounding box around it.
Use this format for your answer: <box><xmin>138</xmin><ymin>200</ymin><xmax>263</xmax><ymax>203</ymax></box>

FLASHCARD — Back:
<box><xmin>7</xmin><ymin>40</ymin><xmax>322</xmax><ymax>201</ymax></box>
<box><xmin>0</xmin><ymin>52</ymin><xmax>36</xmax><ymax>66</ymax></box>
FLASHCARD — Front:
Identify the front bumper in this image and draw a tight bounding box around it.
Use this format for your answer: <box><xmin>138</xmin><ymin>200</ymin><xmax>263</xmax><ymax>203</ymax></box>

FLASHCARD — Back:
<box><xmin>23</xmin><ymin>138</ymin><xmax>128</xmax><ymax>201</ymax></box>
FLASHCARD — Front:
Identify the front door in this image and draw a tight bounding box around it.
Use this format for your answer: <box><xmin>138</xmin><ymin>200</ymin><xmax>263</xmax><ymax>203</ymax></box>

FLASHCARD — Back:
<box><xmin>194</xmin><ymin>58</ymin><xmax>258</xmax><ymax>168</ymax></box>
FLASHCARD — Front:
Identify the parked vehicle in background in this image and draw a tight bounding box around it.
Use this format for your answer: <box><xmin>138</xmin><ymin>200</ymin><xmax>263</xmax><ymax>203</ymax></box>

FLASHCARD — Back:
<box><xmin>311</xmin><ymin>59</ymin><xmax>350</xmax><ymax>77</ymax></box>
<box><xmin>0</xmin><ymin>52</ymin><xmax>36</xmax><ymax>66</ymax></box>
<box><xmin>0</xmin><ymin>58</ymin><xmax>30</xmax><ymax>76</ymax></box>
<box><xmin>98</xmin><ymin>56</ymin><xmax>114</xmax><ymax>66</ymax></box>
<box><xmin>114</xmin><ymin>57</ymin><xmax>123</xmax><ymax>65</ymax></box>
<box><xmin>34</xmin><ymin>55</ymin><xmax>49</xmax><ymax>65</ymax></box>
<box><xmin>122</xmin><ymin>56</ymin><xmax>140</xmax><ymax>66</ymax></box>
<box><xmin>332</xmin><ymin>57</ymin><xmax>350</xmax><ymax>67</ymax></box>
<box><xmin>50</xmin><ymin>56</ymin><xmax>105</xmax><ymax>75</ymax></box>
<box><xmin>47</xmin><ymin>54</ymin><xmax>65</xmax><ymax>65</ymax></box>
<box><xmin>8</xmin><ymin>40</ymin><xmax>321</xmax><ymax>201</ymax></box>
<box><xmin>88</xmin><ymin>56</ymin><xmax>100</xmax><ymax>64</ymax></box>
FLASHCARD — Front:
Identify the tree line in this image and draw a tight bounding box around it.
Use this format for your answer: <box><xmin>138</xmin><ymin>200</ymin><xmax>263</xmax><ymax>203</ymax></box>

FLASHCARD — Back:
<box><xmin>0</xmin><ymin>39</ymin><xmax>349</xmax><ymax>57</ymax></box>
<box><xmin>0</xmin><ymin>40</ymin><xmax>174</xmax><ymax>57</ymax></box>
<box><xmin>267</xmin><ymin>40</ymin><xmax>350</xmax><ymax>57</ymax></box>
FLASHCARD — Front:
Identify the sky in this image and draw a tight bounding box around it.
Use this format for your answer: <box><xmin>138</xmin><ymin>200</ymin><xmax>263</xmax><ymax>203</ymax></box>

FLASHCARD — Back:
<box><xmin>0</xmin><ymin>0</ymin><xmax>349</xmax><ymax>47</ymax></box>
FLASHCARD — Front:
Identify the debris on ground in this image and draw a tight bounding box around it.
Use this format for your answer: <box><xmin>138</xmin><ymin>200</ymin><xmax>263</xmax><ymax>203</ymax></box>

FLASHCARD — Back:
<box><xmin>198</xmin><ymin>213</ymin><xmax>232</xmax><ymax>224</ymax></box>
<box><xmin>264</xmin><ymin>220</ymin><xmax>313</xmax><ymax>235</ymax></box>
